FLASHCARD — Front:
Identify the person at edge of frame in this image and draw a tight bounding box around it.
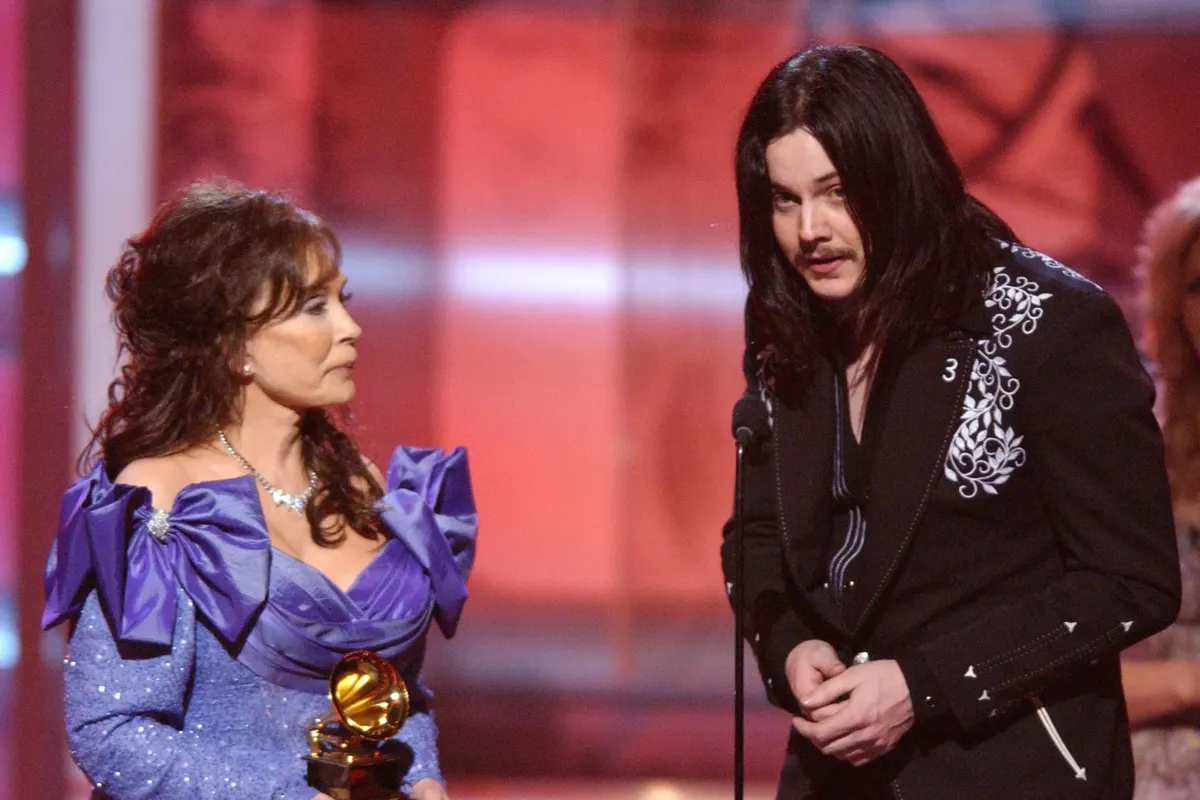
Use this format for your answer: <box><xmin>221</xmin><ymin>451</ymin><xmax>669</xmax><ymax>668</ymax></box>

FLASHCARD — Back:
<box><xmin>1122</xmin><ymin>175</ymin><xmax>1200</xmax><ymax>798</ymax></box>
<box><xmin>42</xmin><ymin>180</ymin><xmax>477</xmax><ymax>800</ymax></box>
<box><xmin>720</xmin><ymin>43</ymin><xmax>1181</xmax><ymax>800</ymax></box>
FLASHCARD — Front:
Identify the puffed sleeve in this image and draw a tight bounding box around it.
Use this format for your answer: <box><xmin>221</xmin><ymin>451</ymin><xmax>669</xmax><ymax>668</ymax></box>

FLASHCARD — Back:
<box><xmin>65</xmin><ymin>589</ymin><xmax>314</xmax><ymax>799</ymax></box>
<box><xmin>393</xmin><ymin>673</ymin><xmax>444</xmax><ymax>793</ymax></box>
<box><xmin>378</xmin><ymin>445</ymin><xmax>477</xmax><ymax>792</ymax></box>
<box><xmin>381</xmin><ymin>445</ymin><xmax>478</xmax><ymax>637</ymax></box>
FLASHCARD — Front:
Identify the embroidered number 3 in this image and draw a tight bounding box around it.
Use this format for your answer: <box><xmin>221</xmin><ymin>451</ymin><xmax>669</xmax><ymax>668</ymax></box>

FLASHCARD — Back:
<box><xmin>943</xmin><ymin>358</ymin><xmax>958</xmax><ymax>383</ymax></box>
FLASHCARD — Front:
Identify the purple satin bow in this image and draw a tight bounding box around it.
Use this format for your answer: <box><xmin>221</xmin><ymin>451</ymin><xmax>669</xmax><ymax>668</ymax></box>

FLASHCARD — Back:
<box><xmin>42</xmin><ymin>446</ymin><xmax>478</xmax><ymax>690</ymax></box>
<box><xmin>43</xmin><ymin>464</ymin><xmax>271</xmax><ymax>647</ymax></box>
<box><xmin>382</xmin><ymin>446</ymin><xmax>477</xmax><ymax>637</ymax></box>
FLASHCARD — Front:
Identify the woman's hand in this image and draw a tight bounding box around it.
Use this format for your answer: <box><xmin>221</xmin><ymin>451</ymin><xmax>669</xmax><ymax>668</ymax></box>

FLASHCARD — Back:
<box><xmin>409</xmin><ymin>778</ymin><xmax>450</xmax><ymax>800</ymax></box>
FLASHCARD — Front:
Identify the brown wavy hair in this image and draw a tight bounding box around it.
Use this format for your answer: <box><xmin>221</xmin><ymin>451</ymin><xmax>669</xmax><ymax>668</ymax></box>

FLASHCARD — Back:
<box><xmin>1141</xmin><ymin>176</ymin><xmax>1200</xmax><ymax>503</ymax></box>
<box><xmin>81</xmin><ymin>179</ymin><xmax>385</xmax><ymax>546</ymax></box>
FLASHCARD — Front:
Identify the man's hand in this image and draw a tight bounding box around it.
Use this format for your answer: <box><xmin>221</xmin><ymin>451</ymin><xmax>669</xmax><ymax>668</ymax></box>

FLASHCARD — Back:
<box><xmin>409</xmin><ymin>778</ymin><xmax>450</xmax><ymax>800</ymax></box>
<box><xmin>784</xmin><ymin>639</ymin><xmax>847</xmax><ymax>709</ymax></box>
<box><xmin>791</xmin><ymin>659</ymin><xmax>914</xmax><ymax>767</ymax></box>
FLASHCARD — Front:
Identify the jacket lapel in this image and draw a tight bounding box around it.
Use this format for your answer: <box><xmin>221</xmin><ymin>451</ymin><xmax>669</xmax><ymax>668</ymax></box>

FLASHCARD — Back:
<box><xmin>843</xmin><ymin>332</ymin><xmax>978</xmax><ymax>636</ymax></box>
<box><xmin>772</xmin><ymin>356</ymin><xmax>847</xmax><ymax>635</ymax></box>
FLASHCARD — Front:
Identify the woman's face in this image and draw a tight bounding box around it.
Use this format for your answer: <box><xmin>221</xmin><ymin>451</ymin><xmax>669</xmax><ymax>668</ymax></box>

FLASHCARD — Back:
<box><xmin>243</xmin><ymin>258</ymin><xmax>361</xmax><ymax>411</ymax></box>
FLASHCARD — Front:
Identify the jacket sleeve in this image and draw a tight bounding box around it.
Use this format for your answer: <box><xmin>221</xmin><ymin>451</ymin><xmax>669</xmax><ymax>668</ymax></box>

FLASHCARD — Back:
<box><xmin>895</xmin><ymin>290</ymin><xmax>1181</xmax><ymax>731</ymax></box>
<box><xmin>394</xmin><ymin>673</ymin><xmax>444</xmax><ymax>792</ymax></box>
<box><xmin>64</xmin><ymin>590</ymin><xmax>314</xmax><ymax>800</ymax></box>
<box><xmin>721</xmin><ymin>388</ymin><xmax>816</xmax><ymax>715</ymax></box>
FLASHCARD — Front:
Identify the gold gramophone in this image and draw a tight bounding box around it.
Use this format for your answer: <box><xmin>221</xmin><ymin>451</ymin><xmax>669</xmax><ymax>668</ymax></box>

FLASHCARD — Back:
<box><xmin>306</xmin><ymin>650</ymin><xmax>412</xmax><ymax>800</ymax></box>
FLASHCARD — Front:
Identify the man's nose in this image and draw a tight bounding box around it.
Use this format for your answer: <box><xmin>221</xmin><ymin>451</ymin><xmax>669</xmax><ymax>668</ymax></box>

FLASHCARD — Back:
<box><xmin>798</xmin><ymin>205</ymin><xmax>829</xmax><ymax>244</ymax></box>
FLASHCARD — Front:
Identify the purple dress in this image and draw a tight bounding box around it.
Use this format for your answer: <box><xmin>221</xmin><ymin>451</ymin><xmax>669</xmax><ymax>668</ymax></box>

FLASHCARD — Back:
<box><xmin>42</xmin><ymin>446</ymin><xmax>478</xmax><ymax>799</ymax></box>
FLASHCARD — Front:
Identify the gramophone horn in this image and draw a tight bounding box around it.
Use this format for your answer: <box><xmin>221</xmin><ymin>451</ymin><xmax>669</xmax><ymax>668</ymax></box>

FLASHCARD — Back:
<box><xmin>329</xmin><ymin>650</ymin><xmax>410</xmax><ymax>741</ymax></box>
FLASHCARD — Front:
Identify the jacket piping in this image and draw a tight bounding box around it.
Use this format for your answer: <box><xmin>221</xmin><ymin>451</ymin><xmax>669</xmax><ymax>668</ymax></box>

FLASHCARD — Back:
<box><xmin>1032</xmin><ymin>697</ymin><xmax>1087</xmax><ymax>781</ymax></box>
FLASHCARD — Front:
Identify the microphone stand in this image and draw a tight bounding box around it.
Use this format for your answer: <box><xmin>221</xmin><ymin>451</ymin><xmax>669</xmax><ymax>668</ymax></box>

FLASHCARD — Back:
<box><xmin>733</xmin><ymin>434</ymin><xmax>750</xmax><ymax>800</ymax></box>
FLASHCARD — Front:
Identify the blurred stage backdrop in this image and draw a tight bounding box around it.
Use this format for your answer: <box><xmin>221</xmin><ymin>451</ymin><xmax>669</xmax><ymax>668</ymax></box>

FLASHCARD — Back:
<box><xmin>2</xmin><ymin>1</ymin><xmax>1200</xmax><ymax>798</ymax></box>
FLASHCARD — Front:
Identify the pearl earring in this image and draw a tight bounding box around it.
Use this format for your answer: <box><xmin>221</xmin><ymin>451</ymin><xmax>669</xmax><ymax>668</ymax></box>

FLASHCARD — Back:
<box><xmin>242</xmin><ymin>364</ymin><xmax>252</xmax><ymax>376</ymax></box>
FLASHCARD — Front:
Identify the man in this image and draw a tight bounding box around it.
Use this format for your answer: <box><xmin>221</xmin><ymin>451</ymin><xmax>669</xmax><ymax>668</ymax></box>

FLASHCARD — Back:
<box><xmin>721</xmin><ymin>44</ymin><xmax>1181</xmax><ymax>799</ymax></box>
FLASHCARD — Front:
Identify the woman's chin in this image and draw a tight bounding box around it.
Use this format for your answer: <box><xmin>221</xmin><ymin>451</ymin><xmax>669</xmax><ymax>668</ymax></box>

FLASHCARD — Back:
<box><xmin>288</xmin><ymin>387</ymin><xmax>356</xmax><ymax>412</ymax></box>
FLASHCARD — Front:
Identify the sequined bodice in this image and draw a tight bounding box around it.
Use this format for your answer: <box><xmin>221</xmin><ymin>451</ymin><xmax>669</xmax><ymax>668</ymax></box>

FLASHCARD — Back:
<box><xmin>65</xmin><ymin>584</ymin><xmax>440</xmax><ymax>799</ymax></box>
<box><xmin>48</xmin><ymin>445</ymin><xmax>477</xmax><ymax>799</ymax></box>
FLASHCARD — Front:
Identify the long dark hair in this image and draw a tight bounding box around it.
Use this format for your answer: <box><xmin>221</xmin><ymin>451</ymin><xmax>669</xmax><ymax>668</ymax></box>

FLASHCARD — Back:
<box><xmin>735</xmin><ymin>44</ymin><xmax>1015</xmax><ymax>390</ymax></box>
<box><xmin>82</xmin><ymin>179</ymin><xmax>385</xmax><ymax>546</ymax></box>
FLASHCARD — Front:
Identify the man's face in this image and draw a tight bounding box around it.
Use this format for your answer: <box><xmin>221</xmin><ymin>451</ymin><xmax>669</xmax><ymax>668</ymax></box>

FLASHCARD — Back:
<box><xmin>766</xmin><ymin>128</ymin><xmax>866</xmax><ymax>302</ymax></box>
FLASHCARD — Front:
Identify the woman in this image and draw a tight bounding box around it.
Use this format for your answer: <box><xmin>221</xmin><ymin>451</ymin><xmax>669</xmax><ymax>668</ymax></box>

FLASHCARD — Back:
<box><xmin>41</xmin><ymin>180</ymin><xmax>477</xmax><ymax>799</ymax></box>
<box><xmin>1125</xmin><ymin>175</ymin><xmax>1200</xmax><ymax>799</ymax></box>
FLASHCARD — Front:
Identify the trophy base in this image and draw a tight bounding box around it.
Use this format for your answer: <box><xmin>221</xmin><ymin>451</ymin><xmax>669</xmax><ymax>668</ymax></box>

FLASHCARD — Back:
<box><xmin>305</xmin><ymin>754</ymin><xmax>408</xmax><ymax>800</ymax></box>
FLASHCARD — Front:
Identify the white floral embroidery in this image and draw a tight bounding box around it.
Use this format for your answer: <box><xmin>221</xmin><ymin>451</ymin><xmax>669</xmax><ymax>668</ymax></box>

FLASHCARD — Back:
<box><xmin>997</xmin><ymin>241</ymin><xmax>1099</xmax><ymax>289</ymax></box>
<box><xmin>944</xmin><ymin>266</ymin><xmax>1050</xmax><ymax>498</ymax></box>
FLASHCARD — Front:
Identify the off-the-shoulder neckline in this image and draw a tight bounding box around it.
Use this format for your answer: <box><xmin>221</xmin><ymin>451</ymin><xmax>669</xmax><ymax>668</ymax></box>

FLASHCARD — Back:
<box><xmin>108</xmin><ymin>471</ymin><xmax>261</xmax><ymax>516</ymax></box>
<box><xmin>270</xmin><ymin>539</ymin><xmax>397</xmax><ymax>596</ymax></box>
<box><xmin>95</xmin><ymin>466</ymin><xmax>395</xmax><ymax>596</ymax></box>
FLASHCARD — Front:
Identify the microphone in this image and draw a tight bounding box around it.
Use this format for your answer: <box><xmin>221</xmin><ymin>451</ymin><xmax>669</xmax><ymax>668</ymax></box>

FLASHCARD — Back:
<box><xmin>731</xmin><ymin>395</ymin><xmax>769</xmax><ymax>448</ymax></box>
<box><xmin>729</xmin><ymin>393</ymin><xmax>768</xmax><ymax>800</ymax></box>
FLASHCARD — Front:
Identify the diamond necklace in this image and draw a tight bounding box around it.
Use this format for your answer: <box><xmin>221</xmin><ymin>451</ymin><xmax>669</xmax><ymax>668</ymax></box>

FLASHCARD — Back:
<box><xmin>216</xmin><ymin>428</ymin><xmax>317</xmax><ymax>515</ymax></box>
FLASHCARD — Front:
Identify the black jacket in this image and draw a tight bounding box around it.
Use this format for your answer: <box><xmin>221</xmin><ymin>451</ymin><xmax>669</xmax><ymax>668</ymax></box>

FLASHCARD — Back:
<box><xmin>722</xmin><ymin>244</ymin><xmax>1181</xmax><ymax>799</ymax></box>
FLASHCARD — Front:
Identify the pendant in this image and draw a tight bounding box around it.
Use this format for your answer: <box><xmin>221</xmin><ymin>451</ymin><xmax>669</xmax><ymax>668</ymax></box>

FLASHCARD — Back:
<box><xmin>269</xmin><ymin>487</ymin><xmax>309</xmax><ymax>515</ymax></box>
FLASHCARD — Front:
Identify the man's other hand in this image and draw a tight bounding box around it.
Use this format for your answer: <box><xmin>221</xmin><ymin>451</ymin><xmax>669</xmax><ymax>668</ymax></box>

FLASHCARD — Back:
<box><xmin>791</xmin><ymin>659</ymin><xmax>914</xmax><ymax>767</ymax></box>
<box><xmin>784</xmin><ymin>639</ymin><xmax>847</xmax><ymax>710</ymax></box>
